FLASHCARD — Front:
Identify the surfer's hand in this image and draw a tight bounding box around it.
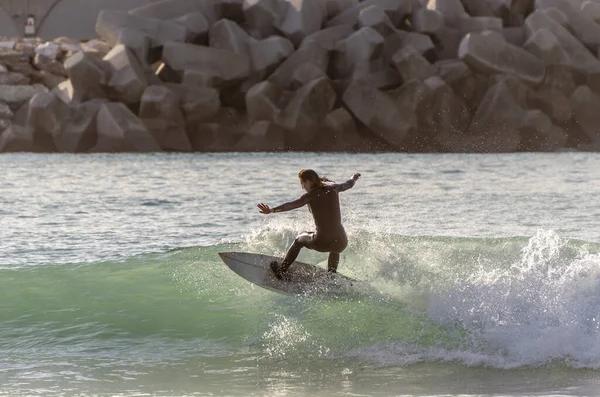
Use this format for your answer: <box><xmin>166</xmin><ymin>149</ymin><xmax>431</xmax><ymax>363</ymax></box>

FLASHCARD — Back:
<box><xmin>257</xmin><ymin>203</ymin><xmax>272</xmax><ymax>214</ymax></box>
<box><xmin>353</xmin><ymin>173</ymin><xmax>361</xmax><ymax>180</ymax></box>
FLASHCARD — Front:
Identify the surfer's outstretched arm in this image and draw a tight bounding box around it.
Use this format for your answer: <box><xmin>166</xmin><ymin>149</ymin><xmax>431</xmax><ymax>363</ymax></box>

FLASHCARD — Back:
<box><xmin>257</xmin><ymin>196</ymin><xmax>310</xmax><ymax>214</ymax></box>
<box><xmin>332</xmin><ymin>173</ymin><xmax>361</xmax><ymax>193</ymax></box>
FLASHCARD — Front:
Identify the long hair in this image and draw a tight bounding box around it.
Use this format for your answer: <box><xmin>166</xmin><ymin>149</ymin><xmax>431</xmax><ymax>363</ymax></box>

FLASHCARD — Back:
<box><xmin>298</xmin><ymin>169</ymin><xmax>331</xmax><ymax>189</ymax></box>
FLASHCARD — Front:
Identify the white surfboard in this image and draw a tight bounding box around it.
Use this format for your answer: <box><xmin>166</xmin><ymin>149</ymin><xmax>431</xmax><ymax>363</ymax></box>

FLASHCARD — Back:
<box><xmin>218</xmin><ymin>251</ymin><xmax>356</xmax><ymax>296</ymax></box>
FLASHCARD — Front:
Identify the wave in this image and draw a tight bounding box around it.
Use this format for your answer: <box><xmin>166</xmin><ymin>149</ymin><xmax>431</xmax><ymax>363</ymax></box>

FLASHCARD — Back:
<box><xmin>2</xmin><ymin>227</ymin><xmax>600</xmax><ymax>370</ymax></box>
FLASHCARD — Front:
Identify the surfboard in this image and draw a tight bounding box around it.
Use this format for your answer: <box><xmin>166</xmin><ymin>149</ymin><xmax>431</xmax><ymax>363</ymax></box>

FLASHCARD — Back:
<box><xmin>218</xmin><ymin>251</ymin><xmax>356</xmax><ymax>296</ymax></box>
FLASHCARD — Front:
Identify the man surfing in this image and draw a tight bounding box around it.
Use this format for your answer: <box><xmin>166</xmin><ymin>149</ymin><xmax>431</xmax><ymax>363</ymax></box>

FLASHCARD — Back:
<box><xmin>257</xmin><ymin>169</ymin><xmax>361</xmax><ymax>280</ymax></box>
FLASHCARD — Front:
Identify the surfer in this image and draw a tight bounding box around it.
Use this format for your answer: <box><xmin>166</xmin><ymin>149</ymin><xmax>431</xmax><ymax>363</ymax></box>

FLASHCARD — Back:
<box><xmin>257</xmin><ymin>169</ymin><xmax>361</xmax><ymax>280</ymax></box>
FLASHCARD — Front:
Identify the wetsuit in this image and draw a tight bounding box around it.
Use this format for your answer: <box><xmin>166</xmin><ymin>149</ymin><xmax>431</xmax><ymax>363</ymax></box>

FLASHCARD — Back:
<box><xmin>272</xmin><ymin>178</ymin><xmax>356</xmax><ymax>273</ymax></box>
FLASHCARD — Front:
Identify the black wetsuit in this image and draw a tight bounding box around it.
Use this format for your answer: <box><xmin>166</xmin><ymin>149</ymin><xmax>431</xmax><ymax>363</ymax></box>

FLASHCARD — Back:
<box><xmin>273</xmin><ymin>178</ymin><xmax>356</xmax><ymax>273</ymax></box>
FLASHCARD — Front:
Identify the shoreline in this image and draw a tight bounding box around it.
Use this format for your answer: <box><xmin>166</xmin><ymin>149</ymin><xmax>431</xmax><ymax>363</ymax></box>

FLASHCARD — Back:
<box><xmin>0</xmin><ymin>0</ymin><xmax>598</xmax><ymax>153</ymax></box>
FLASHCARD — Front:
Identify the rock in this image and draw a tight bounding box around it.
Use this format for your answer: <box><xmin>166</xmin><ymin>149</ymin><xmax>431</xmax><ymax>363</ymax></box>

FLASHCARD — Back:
<box><xmin>0</xmin><ymin>72</ymin><xmax>30</xmax><ymax>85</ymax></box>
<box><xmin>535</xmin><ymin>0</ymin><xmax>600</xmax><ymax>49</ymax></box>
<box><xmin>571</xmin><ymin>85</ymin><xmax>600</xmax><ymax>146</ymax></box>
<box><xmin>96</xmin><ymin>10</ymin><xmax>187</xmax><ymax>48</ymax></box>
<box><xmin>519</xmin><ymin>109</ymin><xmax>568</xmax><ymax>151</ymax></box>
<box><xmin>458</xmin><ymin>16</ymin><xmax>503</xmax><ymax>37</ymax></box>
<box><xmin>209</xmin><ymin>18</ymin><xmax>252</xmax><ymax>56</ymax></box>
<box><xmin>129</xmin><ymin>0</ymin><xmax>218</xmax><ymax>26</ymax></box>
<box><xmin>416</xmin><ymin>77</ymin><xmax>471</xmax><ymax>146</ymax></box>
<box><xmin>410</xmin><ymin>9</ymin><xmax>445</xmax><ymax>35</ymax></box>
<box><xmin>162</xmin><ymin>42</ymin><xmax>251</xmax><ymax>86</ymax></box>
<box><xmin>166</xmin><ymin>84</ymin><xmax>221</xmax><ymax>125</ymax></box>
<box><xmin>581</xmin><ymin>1</ymin><xmax>600</xmax><ymax>23</ymax></box>
<box><xmin>115</xmin><ymin>27</ymin><xmax>153</xmax><ymax>65</ymax></box>
<box><xmin>458</xmin><ymin>31</ymin><xmax>546</xmax><ymax>85</ymax></box>
<box><xmin>81</xmin><ymin>39</ymin><xmax>112</xmax><ymax>58</ymax></box>
<box><xmin>319</xmin><ymin>107</ymin><xmax>366</xmax><ymax>151</ymax></box>
<box><xmin>357</xmin><ymin>5</ymin><xmax>397</xmax><ymax>36</ymax></box>
<box><xmin>291</xmin><ymin>63</ymin><xmax>327</xmax><ymax>89</ymax></box>
<box><xmin>342</xmin><ymin>78</ymin><xmax>413</xmax><ymax>148</ymax></box>
<box><xmin>332</xmin><ymin>27</ymin><xmax>385</xmax><ymax>79</ymax></box>
<box><xmin>188</xmin><ymin>108</ymin><xmax>247</xmax><ymax>151</ymax></box>
<box><xmin>181</xmin><ymin>69</ymin><xmax>218</xmax><ymax>87</ymax></box>
<box><xmin>57</xmin><ymin>52</ymin><xmax>111</xmax><ymax>105</ymax></box>
<box><xmin>248</xmin><ymin>35</ymin><xmax>294</xmax><ymax>78</ymax></box>
<box><xmin>351</xmin><ymin>57</ymin><xmax>402</xmax><ymax>90</ymax></box>
<box><xmin>33</xmin><ymin>53</ymin><xmax>67</xmax><ymax>77</ymax></box>
<box><xmin>426</xmin><ymin>0</ymin><xmax>468</xmax><ymax>27</ymax></box>
<box><xmin>502</xmin><ymin>27</ymin><xmax>526</xmax><ymax>47</ymax></box>
<box><xmin>523</xmin><ymin>27</ymin><xmax>569</xmax><ymax>65</ymax></box>
<box><xmin>433</xmin><ymin>27</ymin><xmax>462</xmax><ymax>60</ymax></box>
<box><xmin>323</xmin><ymin>0</ymin><xmax>359</xmax><ymax>19</ymax></box>
<box><xmin>103</xmin><ymin>44</ymin><xmax>148</xmax><ymax>104</ymax></box>
<box><xmin>172</xmin><ymin>12</ymin><xmax>209</xmax><ymax>43</ymax></box>
<box><xmin>0</xmin><ymin>101</ymin><xmax>13</xmax><ymax>119</ymax></box>
<box><xmin>466</xmin><ymin>80</ymin><xmax>525</xmax><ymax>151</ymax></box>
<box><xmin>92</xmin><ymin>102</ymin><xmax>161</xmax><ymax>152</ymax></box>
<box><xmin>278</xmin><ymin>76</ymin><xmax>336</xmax><ymax>148</ymax></box>
<box><xmin>327</xmin><ymin>0</ymin><xmax>412</xmax><ymax>28</ymax></box>
<box><xmin>35</xmin><ymin>42</ymin><xmax>61</xmax><ymax>60</ymax></box>
<box><xmin>139</xmin><ymin>85</ymin><xmax>191</xmax><ymax>152</ymax></box>
<box><xmin>246</xmin><ymin>80</ymin><xmax>282</xmax><ymax>121</ymax></box>
<box><xmin>268</xmin><ymin>41</ymin><xmax>328</xmax><ymax>88</ymax></box>
<box><xmin>383</xmin><ymin>31</ymin><xmax>437</xmax><ymax>62</ymax></box>
<box><xmin>391</xmin><ymin>45</ymin><xmax>437</xmax><ymax>82</ymax></box>
<box><xmin>276</xmin><ymin>0</ymin><xmax>324</xmax><ymax>46</ymax></box>
<box><xmin>301</xmin><ymin>25</ymin><xmax>354</xmax><ymax>50</ymax></box>
<box><xmin>242</xmin><ymin>0</ymin><xmax>285</xmax><ymax>39</ymax></box>
<box><xmin>0</xmin><ymin>84</ymin><xmax>48</xmax><ymax>111</ymax></box>
<box><xmin>235</xmin><ymin>120</ymin><xmax>285</xmax><ymax>151</ymax></box>
<box><xmin>59</xmin><ymin>100</ymin><xmax>105</xmax><ymax>153</ymax></box>
<box><xmin>0</xmin><ymin>124</ymin><xmax>35</xmax><ymax>152</ymax></box>
<box><xmin>524</xmin><ymin>10</ymin><xmax>600</xmax><ymax>81</ymax></box>
<box><xmin>27</xmin><ymin>91</ymin><xmax>67</xmax><ymax>151</ymax></box>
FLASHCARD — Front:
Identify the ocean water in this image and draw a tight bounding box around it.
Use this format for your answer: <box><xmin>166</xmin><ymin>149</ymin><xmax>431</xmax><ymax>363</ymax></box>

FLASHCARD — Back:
<box><xmin>1</xmin><ymin>152</ymin><xmax>600</xmax><ymax>397</ymax></box>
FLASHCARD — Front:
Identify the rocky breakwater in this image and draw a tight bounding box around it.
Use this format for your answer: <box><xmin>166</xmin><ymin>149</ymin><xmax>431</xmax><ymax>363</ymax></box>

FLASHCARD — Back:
<box><xmin>2</xmin><ymin>0</ymin><xmax>600</xmax><ymax>153</ymax></box>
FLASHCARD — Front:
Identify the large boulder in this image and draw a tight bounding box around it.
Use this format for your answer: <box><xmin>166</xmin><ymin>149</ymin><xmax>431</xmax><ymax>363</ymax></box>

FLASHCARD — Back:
<box><xmin>92</xmin><ymin>102</ymin><xmax>161</xmax><ymax>152</ymax></box>
<box><xmin>246</xmin><ymin>80</ymin><xmax>282</xmax><ymax>122</ymax></box>
<box><xmin>139</xmin><ymin>85</ymin><xmax>191</xmax><ymax>152</ymax></box>
<box><xmin>571</xmin><ymin>85</ymin><xmax>600</xmax><ymax>147</ymax></box>
<box><xmin>235</xmin><ymin>120</ymin><xmax>286</xmax><ymax>151</ymax></box>
<box><xmin>357</xmin><ymin>5</ymin><xmax>397</xmax><ymax>36</ymax></box>
<box><xmin>103</xmin><ymin>45</ymin><xmax>148</xmax><ymax>104</ymax></box>
<box><xmin>59</xmin><ymin>100</ymin><xmax>105</xmax><ymax>153</ymax></box>
<box><xmin>301</xmin><ymin>25</ymin><xmax>354</xmax><ymax>51</ymax></box>
<box><xmin>162</xmin><ymin>42</ymin><xmax>251</xmax><ymax>86</ymax></box>
<box><xmin>166</xmin><ymin>83</ymin><xmax>221</xmax><ymax>126</ymax></box>
<box><xmin>248</xmin><ymin>35</ymin><xmax>294</xmax><ymax>78</ymax></box>
<box><xmin>391</xmin><ymin>45</ymin><xmax>437</xmax><ymax>82</ymax></box>
<box><xmin>524</xmin><ymin>10</ymin><xmax>600</xmax><ymax>82</ymax></box>
<box><xmin>242</xmin><ymin>0</ymin><xmax>286</xmax><ymax>39</ymax></box>
<box><xmin>0</xmin><ymin>84</ymin><xmax>48</xmax><ymax>111</ymax></box>
<box><xmin>96</xmin><ymin>10</ymin><xmax>187</xmax><ymax>48</ymax></box>
<box><xmin>27</xmin><ymin>91</ymin><xmax>67</xmax><ymax>151</ymax></box>
<box><xmin>275</xmin><ymin>0</ymin><xmax>324</xmax><ymax>46</ymax></box>
<box><xmin>56</xmin><ymin>51</ymin><xmax>111</xmax><ymax>105</ymax></box>
<box><xmin>458</xmin><ymin>31</ymin><xmax>546</xmax><ymax>85</ymax></box>
<box><xmin>129</xmin><ymin>0</ymin><xmax>218</xmax><ymax>25</ymax></box>
<box><xmin>0</xmin><ymin>124</ymin><xmax>35</xmax><ymax>152</ymax></box>
<box><xmin>278</xmin><ymin>76</ymin><xmax>336</xmax><ymax>148</ymax></box>
<box><xmin>535</xmin><ymin>0</ymin><xmax>600</xmax><ymax>49</ymax></box>
<box><xmin>342</xmin><ymin>78</ymin><xmax>413</xmax><ymax>148</ymax></box>
<box><xmin>332</xmin><ymin>27</ymin><xmax>385</xmax><ymax>79</ymax></box>
<box><xmin>268</xmin><ymin>41</ymin><xmax>328</xmax><ymax>88</ymax></box>
<box><xmin>327</xmin><ymin>0</ymin><xmax>412</xmax><ymax>27</ymax></box>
